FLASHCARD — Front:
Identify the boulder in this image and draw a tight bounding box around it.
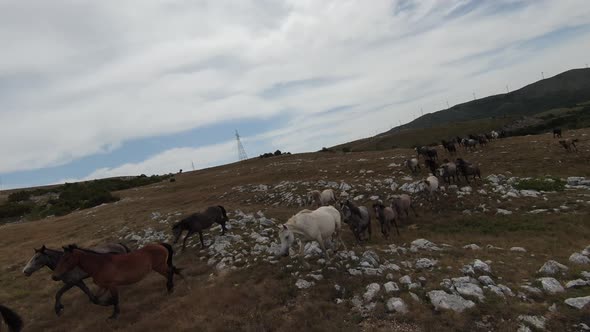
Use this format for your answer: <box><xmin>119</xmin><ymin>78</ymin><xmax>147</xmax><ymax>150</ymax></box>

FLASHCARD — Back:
<box><xmin>427</xmin><ymin>290</ymin><xmax>476</xmax><ymax>313</ymax></box>
<box><xmin>295</xmin><ymin>279</ymin><xmax>314</xmax><ymax>289</ymax></box>
<box><xmin>569</xmin><ymin>253</ymin><xmax>590</xmax><ymax>265</ymax></box>
<box><xmin>564</xmin><ymin>296</ymin><xmax>590</xmax><ymax>310</ymax></box>
<box><xmin>538</xmin><ymin>260</ymin><xmax>568</xmax><ymax>275</ymax></box>
<box><xmin>537</xmin><ymin>277</ymin><xmax>565</xmax><ymax>294</ymax></box>
<box><xmin>363</xmin><ymin>283</ymin><xmax>381</xmax><ymax>302</ymax></box>
<box><xmin>386</xmin><ymin>297</ymin><xmax>408</xmax><ymax>314</ymax></box>
<box><xmin>410</xmin><ymin>239</ymin><xmax>441</xmax><ymax>252</ymax></box>
<box><xmin>384</xmin><ymin>281</ymin><xmax>400</xmax><ymax>293</ymax></box>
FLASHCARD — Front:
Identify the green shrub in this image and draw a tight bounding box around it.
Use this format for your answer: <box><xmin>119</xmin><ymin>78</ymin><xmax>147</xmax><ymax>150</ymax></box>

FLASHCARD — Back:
<box><xmin>7</xmin><ymin>191</ymin><xmax>32</xmax><ymax>202</ymax></box>
<box><xmin>514</xmin><ymin>177</ymin><xmax>565</xmax><ymax>192</ymax></box>
<box><xmin>342</xmin><ymin>147</ymin><xmax>351</xmax><ymax>153</ymax></box>
<box><xmin>0</xmin><ymin>201</ymin><xmax>34</xmax><ymax>218</ymax></box>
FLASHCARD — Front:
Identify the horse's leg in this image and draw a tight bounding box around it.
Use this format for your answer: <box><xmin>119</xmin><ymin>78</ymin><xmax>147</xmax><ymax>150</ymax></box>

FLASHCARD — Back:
<box><xmin>316</xmin><ymin>235</ymin><xmax>330</xmax><ymax>260</ymax></box>
<box><xmin>54</xmin><ymin>283</ymin><xmax>75</xmax><ymax>316</ymax></box>
<box><xmin>198</xmin><ymin>231</ymin><xmax>206</xmax><ymax>249</ymax></box>
<box><xmin>108</xmin><ymin>288</ymin><xmax>120</xmax><ymax>320</ymax></box>
<box><xmin>153</xmin><ymin>263</ymin><xmax>174</xmax><ymax>294</ymax></box>
<box><xmin>392</xmin><ymin>218</ymin><xmax>401</xmax><ymax>236</ymax></box>
<box><xmin>76</xmin><ymin>280</ymin><xmax>97</xmax><ymax>304</ymax></box>
<box><xmin>181</xmin><ymin>231</ymin><xmax>193</xmax><ymax>251</ymax></box>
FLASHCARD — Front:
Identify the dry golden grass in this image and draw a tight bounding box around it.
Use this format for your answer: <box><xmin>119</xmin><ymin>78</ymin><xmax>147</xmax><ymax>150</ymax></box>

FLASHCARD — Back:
<box><xmin>1</xmin><ymin>128</ymin><xmax>590</xmax><ymax>331</ymax></box>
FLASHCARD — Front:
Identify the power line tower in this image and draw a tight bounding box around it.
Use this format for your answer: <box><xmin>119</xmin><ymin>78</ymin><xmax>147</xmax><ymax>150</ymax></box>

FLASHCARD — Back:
<box><xmin>235</xmin><ymin>130</ymin><xmax>248</xmax><ymax>161</ymax></box>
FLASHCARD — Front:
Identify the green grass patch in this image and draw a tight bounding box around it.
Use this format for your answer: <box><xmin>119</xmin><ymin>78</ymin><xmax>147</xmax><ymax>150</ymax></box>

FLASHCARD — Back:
<box><xmin>514</xmin><ymin>177</ymin><xmax>565</xmax><ymax>192</ymax></box>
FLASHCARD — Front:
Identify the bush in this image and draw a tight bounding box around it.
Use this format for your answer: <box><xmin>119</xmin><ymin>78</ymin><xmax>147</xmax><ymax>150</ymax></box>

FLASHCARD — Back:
<box><xmin>7</xmin><ymin>191</ymin><xmax>31</xmax><ymax>202</ymax></box>
<box><xmin>0</xmin><ymin>201</ymin><xmax>34</xmax><ymax>218</ymax></box>
<box><xmin>274</xmin><ymin>150</ymin><xmax>282</xmax><ymax>156</ymax></box>
<box><xmin>342</xmin><ymin>147</ymin><xmax>352</xmax><ymax>153</ymax></box>
<box><xmin>514</xmin><ymin>177</ymin><xmax>565</xmax><ymax>192</ymax></box>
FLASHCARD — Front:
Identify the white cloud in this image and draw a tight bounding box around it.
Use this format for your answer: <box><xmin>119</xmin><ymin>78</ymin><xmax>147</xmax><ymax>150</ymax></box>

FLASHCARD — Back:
<box><xmin>81</xmin><ymin>140</ymin><xmax>236</xmax><ymax>180</ymax></box>
<box><xmin>1</xmin><ymin>0</ymin><xmax>590</xmax><ymax>175</ymax></box>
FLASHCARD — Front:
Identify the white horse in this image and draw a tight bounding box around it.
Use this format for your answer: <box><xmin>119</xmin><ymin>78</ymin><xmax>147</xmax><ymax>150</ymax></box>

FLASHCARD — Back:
<box><xmin>278</xmin><ymin>206</ymin><xmax>346</xmax><ymax>259</ymax></box>
<box><xmin>307</xmin><ymin>189</ymin><xmax>336</xmax><ymax>208</ymax></box>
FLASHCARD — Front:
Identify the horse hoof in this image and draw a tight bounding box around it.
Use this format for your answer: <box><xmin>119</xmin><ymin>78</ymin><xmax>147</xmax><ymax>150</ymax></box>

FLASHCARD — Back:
<box><xmin>55</xmin><ymin>306</ymin><xmax>64</xmax><ymax>316</ymax></box>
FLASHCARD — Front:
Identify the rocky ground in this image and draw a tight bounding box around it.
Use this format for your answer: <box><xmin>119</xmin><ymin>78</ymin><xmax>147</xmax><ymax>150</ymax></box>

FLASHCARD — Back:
<box><xmin>1</xmin><ymin>128</ymin><xmax>590</xmax><ymax>331</ymax></box>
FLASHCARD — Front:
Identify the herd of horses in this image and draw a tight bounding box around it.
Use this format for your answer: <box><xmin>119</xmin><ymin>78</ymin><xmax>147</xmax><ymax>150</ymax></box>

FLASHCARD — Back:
<box><xmin>3</xmin><ymin>128</ymin><xmax>582</xmax><ymax>328</ymax></box>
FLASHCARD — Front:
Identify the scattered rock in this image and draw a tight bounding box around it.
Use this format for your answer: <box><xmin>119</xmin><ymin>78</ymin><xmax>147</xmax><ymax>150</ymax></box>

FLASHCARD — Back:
<box><xmin>415</xmin><ymin>258</ymin><xmax>438</xmax><ymax>269</ymax></box>
<box><xmin>496</xmin><ymin>209</ymin><xmax>513</xmax><ymax>215</ymax></box>
<box><xmin>569</xmin><ymin>253</ymin><xmax>590</xmax><ymax>265</ymax></box>
<box><xmin>564</xmin><ymin>296</ymin><xmax>590</xmax><ymax>310</ymax></box>
<box><xmin>361</xmin><ymin>250</ymin><xmax>380</xmax><ymax>268</ymax></box>
<box><xmin>463</xmin><ymin>244</ymin><xmax>481</xmax><ymax>250</ymax></box>
<box><xmin>399</xmin><ymin>275</ymin><xmax>412</xmax><ymax>285</ymax></box>
<box><xmin>363</xmin><ymin>283</ymin><xmax>381</xmax><ymax>302</ymax></box>
<box><xmin>295</xmin><ymin>279</ymin><xmax>314</xmax><ymax>289</ymax></box>
<box><xmin>518</xmin><ymin>315</ymin><xmax>546</xmax><ymax>330</ymax></box>
<box><xmin>453</xmin><ymin>278</ymin><xmax>485</xmax><ymax>302</ymax></box>
<box><xmin>478</xmin><ymin>276</ymin><xmax>495</xmax><ymax>286</ymax></box>
<box><xmin>384</xmin><ymin>281</ymin><xmax>400</xmax><ymax>293</ymax></box>
<box><xmin>473</xmin><ymin>259</ymin><xmax>492</xmax><ymax>274</ymax></box>
<box><xmin>510</xmin><ymin>247</ymin><xmax>527</xmax><ymax>253</ymax></box>
<box><xmin>566</xmin><ymin>279</ymin><xmax>590</xmax><ymax>289</ymax></box>
<box><xmin>410</xmin><ymin>239</ymin><xmax>441</xmax><ymax>252</ymax></box>
<box><xmin>538</xmin><ymin>260</ymin><xmax>568</xmax><ymax>275</ymax></box>
<box><xmin>386</xmin><ymin>297</ymin><xmax>408</xmax><ymax>314</ymax></box>
<box><xmin>538</xmin><ymin>277</ymin><xmax>565</xmax><ymax>294</ymax></box>
<box><xmin>521</xmin><ymin>285</ymin><xmax>543</xmax><ymax>296</ymax></box>
<box><xmin>427</xmin><ymin>290</ymin><xmax>476</xmax><ymax>313</ymax></box>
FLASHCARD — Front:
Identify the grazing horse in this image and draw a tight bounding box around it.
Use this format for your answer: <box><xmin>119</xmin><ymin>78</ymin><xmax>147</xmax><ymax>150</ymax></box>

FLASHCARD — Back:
<box><xmin>559</xmin><ymin>139</ymin><xmax>579</xmax><ymax>152</ymax></box>
<box><xmin>391</xmin><ymin>194</ymin><xmax>418</xmax><ymax>221</ymax></box>
<box><xmin>278</xmin><ymin>206</ymin><xmax>346</xmax><ymax>260</ymax></box>
<box><xmin>373</xmin><ymin>202</ymin><xmax>400</xmax><ymax>238</ymax></box>
<box><xmin>172</xmin><ymin>205</ymin><xmax>229</xmax><ymax>250</ymax></box>
<box><xmin>405</xmin><ymin>158</ymin><xmax>421</xmax><ymax>174</ymax></box>
<box><xmin>424</xmin><ymin>159</ymin><xmax>438</xmax><ymax>175</ymax></box>
<box><xmin>340</xmin><ymin>200</ymin><xmax>371</xmax><ymax>244</ymax></box>
<box><xmin>23</xmin><ymin>243</ymin><xmax>129</xmax><ymax>316</ymax></box>
<box><xmin>553</xmin><ymin>128</ymin><xmax>562</xmax><ymax>138</ymax></box>
<box><xmin>456</xmin><ymin>158</ymin><xmax>482</xmax><ymax>183</ymax></box>
<box><xmin>416</xmin><ymin>146</ymin><xmax>438</xmax><ymax>161</ymax></box>
<box><xmin>307</xmin><ymin>189</ymin><xmax>336</xmax><ymax>208</ymax></box>
<box><xmin>0</xmin><ymin>304</ymin><xmax>23</xmax><ymax>332</ymax></box>
<box><xmin>52</xmin><ymin>243</ymin><xmax>182</xmax><ymax>319</ymax></box>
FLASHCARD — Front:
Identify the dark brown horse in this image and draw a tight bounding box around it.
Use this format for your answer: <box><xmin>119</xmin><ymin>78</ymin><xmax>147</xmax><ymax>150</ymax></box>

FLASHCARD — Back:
<box><xmin>172</xmin><ymin>205</ymin><xmax>229</xmax><ymax>250</ymax></box>
<box><xmin>52</xmin><ymin>243</ymin><xmax>181</xmax><ymax>319</ymax></box>
<box><xmin>0</xmin><ymin>304</ymin><xmax>23</xmax><ymax>332</ymax></box>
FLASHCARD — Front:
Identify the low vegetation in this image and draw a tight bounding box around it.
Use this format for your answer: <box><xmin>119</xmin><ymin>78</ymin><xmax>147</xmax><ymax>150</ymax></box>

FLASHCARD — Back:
<box><xmin>0</xmin><ymin>175</ymin><xmax>171</xmax><ymax>222</ymax></box>
<box><xmin>514</xmin><ymin>177</ymin><xmax>566</xmax><ymax>192</ymax></box>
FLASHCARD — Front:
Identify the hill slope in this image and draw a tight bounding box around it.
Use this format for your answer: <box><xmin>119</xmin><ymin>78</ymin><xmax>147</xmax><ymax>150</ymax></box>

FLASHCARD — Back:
<box><xmin>397</xmin><ymin>68</ymin><xmax>590</xmax><ymax>130</ymax></box>
<box><xmin>1</xmin><ymin>129</ymin><xmax>590</xmax><ymax>331</ymax></box>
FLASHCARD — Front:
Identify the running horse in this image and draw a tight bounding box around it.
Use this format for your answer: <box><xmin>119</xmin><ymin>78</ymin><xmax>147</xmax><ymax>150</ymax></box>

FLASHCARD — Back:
<box><xmin>52</xmin><ymin>243</ymin><xmax>182</xmax><ymax>319</ymax></box>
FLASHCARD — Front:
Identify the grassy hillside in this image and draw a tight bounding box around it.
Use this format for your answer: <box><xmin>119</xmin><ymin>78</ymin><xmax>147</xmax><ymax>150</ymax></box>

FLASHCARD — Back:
<box><xmin>1</xmin><ymin>129</ymin><xmax>590</xmax><ymax>331</ymax></box>
<box><xmin>399</xmin><ymin>68</ymin><xmax>590</xmax><ymax>130</ymax></box>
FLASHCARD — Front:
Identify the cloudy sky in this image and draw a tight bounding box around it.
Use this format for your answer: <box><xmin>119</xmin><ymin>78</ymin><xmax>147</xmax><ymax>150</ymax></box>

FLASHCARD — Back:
<box><xmin>1</xmin><ymin>0</ymin><xmax>590</xmax><ymax>189</ymax></box>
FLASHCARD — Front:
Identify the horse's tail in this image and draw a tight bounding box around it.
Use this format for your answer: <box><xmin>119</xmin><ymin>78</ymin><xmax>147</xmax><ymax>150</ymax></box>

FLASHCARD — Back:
<box><xmin>118</xmin><ymin>242</ymin><xmax>131</xmax><ymax>253</ymax></box>
<box><xmin>0</xmin><ymin>304</ymin><xmax>23</xmax><ymax>332</ymax></box>
<box><xmin>217</xmin><ymin>205</ymin><xmax>228</xmax><ymax>220</ymax></box>
<box><xmin>159</xmin><ymin>243</ymin><xmax>182</xmax><ymax>275</ymax></box>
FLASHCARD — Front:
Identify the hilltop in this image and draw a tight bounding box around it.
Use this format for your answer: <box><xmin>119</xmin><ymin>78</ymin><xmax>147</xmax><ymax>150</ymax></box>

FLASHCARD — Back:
<box><xmin>333</xmin><ymin>68</ymin><xmax>590</xmax><ymax>151</ymax></box>
<box><xmin>1</xmin><ymin>128</ymin><xmax>590</xmax><ymax>331</ymax></box>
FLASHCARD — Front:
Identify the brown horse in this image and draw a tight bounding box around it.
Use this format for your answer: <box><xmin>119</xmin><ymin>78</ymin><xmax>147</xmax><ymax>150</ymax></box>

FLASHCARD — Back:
<box><xmin>52</xmin><ymin>243</ymin><xmax>181</xmax><ymax>319</ymax></box>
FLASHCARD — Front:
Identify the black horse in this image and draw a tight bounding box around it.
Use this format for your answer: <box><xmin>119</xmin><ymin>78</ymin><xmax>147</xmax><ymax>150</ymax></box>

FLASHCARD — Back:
<box><xmin>172</xmin><ymin>205</ymin><xmax>229</xmax><ymax>250</ymax></box>
<box><xmin>0</xmin><ymin>304</ymin><xmax>23</xmax><ymax>332</ymax></box>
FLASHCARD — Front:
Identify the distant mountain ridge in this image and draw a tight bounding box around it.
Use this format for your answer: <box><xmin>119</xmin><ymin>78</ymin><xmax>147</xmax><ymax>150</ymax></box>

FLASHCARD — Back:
<box><xmin>387</xmin><ymin>68</ymin><xmax>590</xmax><ymax>132</ymax></box>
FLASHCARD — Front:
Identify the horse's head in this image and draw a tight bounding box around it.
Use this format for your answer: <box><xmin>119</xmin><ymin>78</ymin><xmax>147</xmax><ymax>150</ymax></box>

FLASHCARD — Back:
<box><xmin>23</xmin><ymin>245</ymin><xmax>50</xmax><ymax>276</ymax></box>
<box><xmin>277</xmin><ymin>224</ymin><xmax>294</xmax><ymax>257</ymax></box>
<box><xmin>52</xmin><ymin>245</ymin><xmax>80</xmax><ymax>281</ymax></box>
